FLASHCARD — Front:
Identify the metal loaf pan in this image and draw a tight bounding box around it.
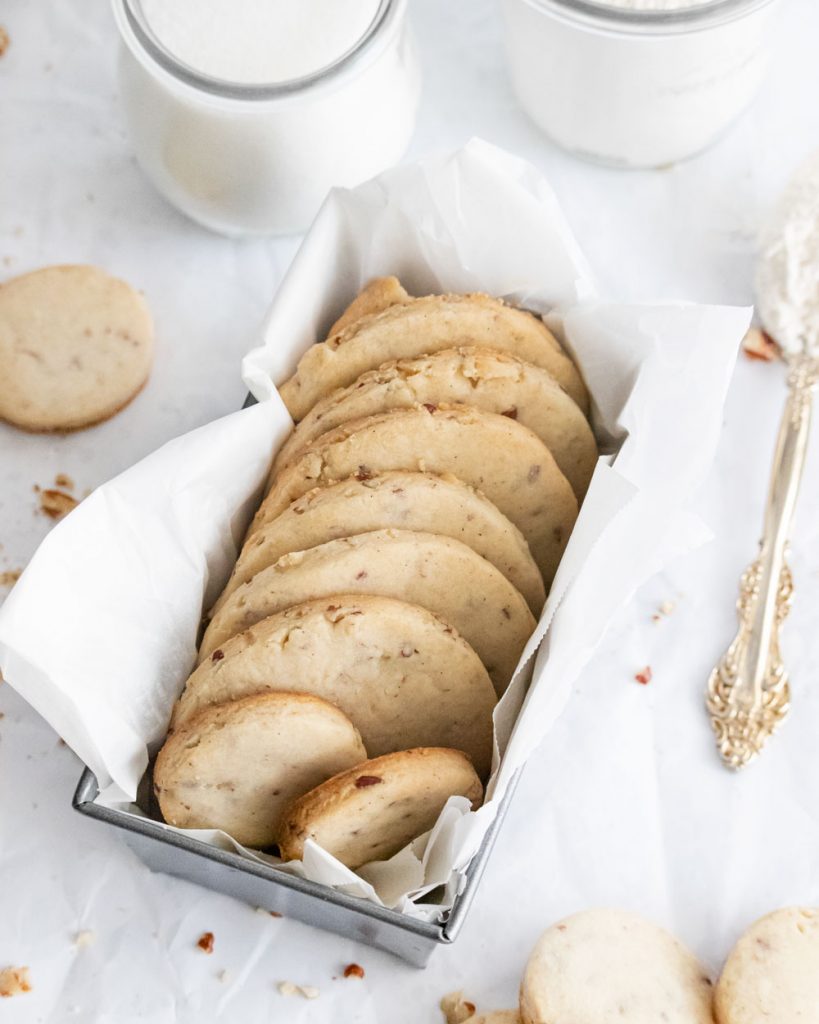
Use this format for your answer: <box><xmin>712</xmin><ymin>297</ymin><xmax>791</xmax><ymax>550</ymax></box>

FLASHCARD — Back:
<box><xmin>73</xmin><ymin>766</ymin><xmax>519</xmax><ymax>966</ymax></box>
<box><xmin>71</xmin><ymin>391</ymin><xmax>522</xmax><ymax>965</ymax></box>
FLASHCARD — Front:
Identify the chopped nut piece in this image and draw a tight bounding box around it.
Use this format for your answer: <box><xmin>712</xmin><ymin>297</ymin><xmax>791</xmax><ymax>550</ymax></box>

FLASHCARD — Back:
<box><xmin>73</xmin><ymin>930</ymin><xmax>95</xmax><ymax>948</ymax></box>
<box><xmin>196</xmin><ymin>932</ymin><xmax>215</xmax><ymax>954</ymax></box>
<box><xmin>343</xmin><ymin>963</ymin><xmax>365</xmax><ymax>979</ymax></box>
<box><xmin>355</xmin><ymin>775</ymin><xmax>382</xmax><ymax>788</ymax></box>
<box><xmin>635</xmin><ymin>666</ymin><xmax>653</xmax><ymax>686</ymax></box>
<box><xmin>0</xmin><ymin>966</ymin><xmax>31</xmax><ymax>997</ymax></box>
<box><xmin>440</xmin><ymin>990</ymin><xmax>476</xmax><ymax>1024</ymax></box>
<box><xmin>211</xmin><ymin>649</ymin><xmax>225</xmax><ymax>663</ymax></box>
<box><xmin>39</xmin><ymin>489</ymin><xmax>78</xmax><ymax>520</ymax></box>
<box><xmin>742</xmin><ymin>327</ymin><xmax>779</xmax><ymax>362</ymax></box>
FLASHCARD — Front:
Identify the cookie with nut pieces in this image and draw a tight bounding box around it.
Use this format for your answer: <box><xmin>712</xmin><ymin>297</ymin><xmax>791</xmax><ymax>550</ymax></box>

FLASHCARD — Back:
<box><xmin>199</xmin><ymin>529</ymin><xmax>536</xmax><ymax>696</ymax></box>
<box><xmin>520</xmin><ymin>909</ymin><xmax>714</xmax><ymax>1024</ymax></box>
<box><xmin>0</xmin><ymin>265</ymin><xmax>153</xmax><ymax>431</ymax></box>
<box><xmin>277</xmin><ymin>747</ymin><xmax>483</xmax><ymax>869</ymax></box>
<box><xmin>253</xmin><ymin>405</ymin><xmax>578</xmax><ymax>585</ymax></box>
<box><xmin>154</xmin><ymin>691</ymin><xmax>366</xmax><ymax>848</ymax></box>
<box><xmin>279</xmin><ymin>289</ymin><xmax>588</xmax><ymax>420</ymax></box>
<box><xmin>173</xmin><ymin>595</ymin><xmax>496</xmax><ymax>777</ymax></box>
<box><xmin>272</xmin><ymin>347</ymin><xmax>596</xmax><ymax>500</ymax></box>
<box><xmin>714</xmin><ymin>907</ymin><xmax>819</xmax><ymax>1024</ymax></box>
<box><xmin>214</xmin><ymin>471</ymin><xmax>544</xmax><ymax>616</ymax></box>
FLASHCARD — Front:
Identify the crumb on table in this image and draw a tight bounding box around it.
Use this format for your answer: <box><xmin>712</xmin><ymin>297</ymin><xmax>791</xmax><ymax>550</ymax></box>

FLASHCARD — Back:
<box><xmin>0</xmin><ymin>966</ymin><xmax>32</xmax><ymax>998</ymax></box>
<box><xmin>440</xmin><ymin>990</ymin><xmax>476</xmax><ymax>1024</ymax></box>
<box><xmin>196</xmin><ymin>932</ymin><xmax>214</xmax><ymax>954</ymax></box>
<box><xmin>38</xmin><ymin>489</ymin><xmax>78</xmax><ymax>520</ymax></box>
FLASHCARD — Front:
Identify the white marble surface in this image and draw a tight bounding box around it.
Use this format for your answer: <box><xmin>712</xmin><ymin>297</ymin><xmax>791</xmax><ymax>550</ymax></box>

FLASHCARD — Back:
<box><xmin>2</xmin><ymin>0</ymin><xmax>819</xmax><ymax>1021</ymax></box>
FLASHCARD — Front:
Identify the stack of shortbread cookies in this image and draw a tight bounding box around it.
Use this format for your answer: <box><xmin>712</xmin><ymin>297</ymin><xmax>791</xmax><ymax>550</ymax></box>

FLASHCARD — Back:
<box><xmin>155</xmin><ymin>278</ymin><xmax>597</xmax><ymax>868</ymax></box>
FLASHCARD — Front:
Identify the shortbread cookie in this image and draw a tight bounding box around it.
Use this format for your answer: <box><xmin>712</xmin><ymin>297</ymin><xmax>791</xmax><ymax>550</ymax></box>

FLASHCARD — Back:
<box><xmin>173</xmin><ymin>596</ymin><xmax>496</xmax><ymax>777</ymax></box>
<box><xmin>715</xmin><ymin>907</ymin><xmax>819</xmax><ymax>1024</ymax></box>
<box><xmin>154</xmin><ymin>692</ymin><xmax>365</xmax><ymax>848</ymax></box>
<box><xmin>0</xmin><ymin>265</ymin><xmax>153</xmax><ymax>431</ymax></box>
<box><xmin>520</xmin><ymin>910</ymin><xmax>714</xmax><ymax>1024</ymax></box>
<box><xmin>253</xmin><ymin>405</ymin><xmax>578</xmax><ymax>585</ymax></box>
<box><xmin>277</xmin><ymin>748</ymin><xmax>483</xmax><ymax>869</ymax></box>
<box><xmin>280</xmin><ymin>293</ymin><xmax>588</xmax><ymax>419</ymax></box>
<box><xmin>214</xmin><ymin>472</ymin><xmax>544</xmax><ymax>615</ymax></box>
<box><xmin>470</xmin><ymin>1014</ymin><xmax>520</xmax><ymax>1024</ymax></box>
<box><xmin>327</xmin><ymin>276</ymin><xmax>410</xmax><ymax>337</ymax></box>
<box><xmin>272</xmin><ymin>348</ymin><xmax>597</xmax><ymax>499</ymax></box>
<box><xmin>199</xmin><ymin>530</ymin><xmax>536</xmax><ymax>696</ymax></box>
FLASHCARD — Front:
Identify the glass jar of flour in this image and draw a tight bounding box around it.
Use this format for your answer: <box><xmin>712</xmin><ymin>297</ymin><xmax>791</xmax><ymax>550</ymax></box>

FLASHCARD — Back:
<box><xmin>112</xmin><ymin>0</ymin><xmax>420</xmax><ymax>236</ymax></box>
<box><xmin>500</xmin><ymin>0</ymin><xmax>779</xmax><ymax>168</ymax></box>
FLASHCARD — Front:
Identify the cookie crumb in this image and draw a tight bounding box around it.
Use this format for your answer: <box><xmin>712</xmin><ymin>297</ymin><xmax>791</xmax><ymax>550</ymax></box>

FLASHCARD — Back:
<box><xmin>440</xmin><ymin>990</ymin><xmax>476</xmax><ymax>1024</ymax></box>
<box><xmin>196</xmin><ymin>932</ymin><xmax>215</xmax><ymax>954</ymax></box>
<box><xmin>0</xmin><ymin>570</ymin><xmax>21</xmax><ymax>588</ymax></box>
<box><xmin>278</xmin><ymin>981</ymin><xmax>319</xmax><ymax>999</ymax></box>
<box><xmin>742</xmin><ymin>327</ymin><xmax>779</xmax><ymax>362</ymax></box>
<box><xmin>255</xmin><ymin>906</ymin><xmax>282</xmax><ymax>918</ymax></box>
<box><xmin>659</xmin><ymin>600</ymin><xmax>676</xmax><ymax>616</ymax></box>
<box><xmin>635</xmin><ymin>666</ymin><xmax>653</xmax><ymax>686</ymax></box>
<box><xmin>217</xmin><ymin>969</ymin><xmax>231</xmax><ymax>984</ymax></box>
<box><xmin>0</xmin><ymin>27</ymin><xmax>9</xmax><ymax>59</ymax></box>
<box><xmin>73</xmin><ymin>930</ymin><xmax>95</xmax><ymax>949</ymax></box>
<box><xmin>343</xmin><ymin>963</ymin><xmax>365</xmax><ymax>979</ymax></box>
<box><xmin>38</xmin><ymin>489</ymin><xmax>78</xmax><ymax>521</ymax></box>
<box><xmin>0</xmin><ymin>966</ymin><xmax>31</xmax><ymax>998</ymax></box>
<box><xmin>54</xmin><ymin>473</ymin><xmax>75</xmax><ymax>490</ymax></box>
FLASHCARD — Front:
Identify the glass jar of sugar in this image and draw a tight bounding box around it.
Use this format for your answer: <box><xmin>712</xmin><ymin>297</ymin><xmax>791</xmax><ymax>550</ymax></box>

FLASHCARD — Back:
<box><xmin>112</xmin><ymin>0</ymin><xmax>420</xmax><ymax>236</ymax></box>
<box><xmin>500</xmin><ymin>0</ymin><xmax>779</xmax><ymax>168</ymax></box>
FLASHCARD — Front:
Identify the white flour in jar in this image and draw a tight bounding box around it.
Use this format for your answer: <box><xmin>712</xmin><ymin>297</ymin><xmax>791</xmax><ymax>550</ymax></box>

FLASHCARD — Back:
<box><xmin>594</xmin><ymin>0</ymin><xmax>713</xmax><ymax>7</ymax></box>
<box><xmin>140</xmin><ymin>0</ymin><xmax>381</xmax><ymax>84</ymax></box>
<box><xmin>756</xmin><ymin>152</ymin><xmax>819</xmax><ymax>358</ymax></box>
<box><xmin>501</xmin><ymin>0</ymin><xmax>778</xmax><ymax>167</ymax></box>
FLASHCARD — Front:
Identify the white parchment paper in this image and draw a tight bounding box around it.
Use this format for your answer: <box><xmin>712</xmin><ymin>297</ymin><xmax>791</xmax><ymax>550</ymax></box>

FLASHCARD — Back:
<box><xmin>0</xmin><ymin>140</ymin><xmax>750</xmax><ymax>919</ymax></box>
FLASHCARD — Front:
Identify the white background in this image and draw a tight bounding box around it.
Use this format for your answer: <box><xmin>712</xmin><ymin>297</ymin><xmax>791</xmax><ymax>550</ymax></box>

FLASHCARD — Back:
<box><xmin>2</xmin><ymin>1</ymin><xmax>819</xmax><ymax>1021</ymax></box>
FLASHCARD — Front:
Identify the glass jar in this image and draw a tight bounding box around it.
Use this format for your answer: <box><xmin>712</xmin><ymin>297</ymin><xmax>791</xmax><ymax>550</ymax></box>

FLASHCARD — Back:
<box><xmin>500</xmin><ymin>0</ymin><xmax>779</xmax><ymax>168</ymax></box>
<box><xmin>112</xmin><ymin>0</ymin><xmax>420</xmax><ymax>236</ymax></box>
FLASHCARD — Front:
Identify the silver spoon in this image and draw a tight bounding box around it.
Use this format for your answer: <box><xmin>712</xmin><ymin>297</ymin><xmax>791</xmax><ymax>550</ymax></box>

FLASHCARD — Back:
<box><xmin>706</xmin><ymin>154</ymin><xmax>819</xmax><ymax>770</ymax></box>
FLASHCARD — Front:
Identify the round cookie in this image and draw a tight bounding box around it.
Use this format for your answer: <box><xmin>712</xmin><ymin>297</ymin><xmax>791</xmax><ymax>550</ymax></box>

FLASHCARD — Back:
<box><xmin>279</xmin><ymin>292</ymin><xmax>588</xmax><ymax>419</ymax></box>
<box><xmin>254</xmin><ymin>405</ymin><xmax>578</xmax><ymax>586</ymax></box>
<box><xmin>272</xmin><ymin>348</ymin><xmax>597</xmax><ymax>499</ymax></box>
<box><xmin>173</xmin><ymin>596</ymin><xmax>497</xmax><ymax>777</ymax></box>
<box><xmin>276</xmin><ymin>747</ymin><xmax>483</xmax><ymax>869</ymax></box>
<box><xmin>327</xmin><ymin>276</ymin><xmax>410</xmax><ymax>337</ymax></box>
<box><xmin>199</xmin><ymin>529</ymin><xmax>537</xmax><ymax>696</ymax></box>
<box><xmin>520</xmin><ymin>909</ymin><xmax>714</xmax><ymax>1024</ymax></box>
<box><xmin>154</xmin><ymin>691</ymin><xmax>366</xmax><ymax>849</ymax></box>
<box><xmin>715</xmin><ymin>907</ymin><xmax>819</xmax><ymax>1024</ymax></box>
<box><xmin>0</xmin><ymin>265</ymin><xmax>153</xmax><ymax>431</ymax></box>
<box><xmin>214</xmin><ymin>472</ymin><xmax>545</xmax><ymax>615</ymax></box>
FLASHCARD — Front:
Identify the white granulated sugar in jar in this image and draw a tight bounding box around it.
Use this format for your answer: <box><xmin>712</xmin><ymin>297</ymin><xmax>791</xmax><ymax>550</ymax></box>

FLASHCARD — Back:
<box><xmin>140</xmin><ymin>0</ymin><xmax>382</xmax><ymax>84</ymax></box>
<box><xmin>756</xmin><ymin>152</ymin><xmax>819</xmax><ymax>358</ymax></box>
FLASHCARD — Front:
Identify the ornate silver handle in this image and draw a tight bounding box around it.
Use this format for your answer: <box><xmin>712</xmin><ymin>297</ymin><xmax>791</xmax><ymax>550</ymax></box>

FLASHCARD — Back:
<box><xmin>706</xmin><ymin>355</ymin><xmax>817</xmax><ymax>770</ymax></box>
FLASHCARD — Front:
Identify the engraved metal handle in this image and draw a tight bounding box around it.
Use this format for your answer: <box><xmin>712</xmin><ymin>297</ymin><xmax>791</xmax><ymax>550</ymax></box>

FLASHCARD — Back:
<box><xmin>706</xmin><ymin>355</ymin><xmax>817</xmax><ymax>770</ymax></box>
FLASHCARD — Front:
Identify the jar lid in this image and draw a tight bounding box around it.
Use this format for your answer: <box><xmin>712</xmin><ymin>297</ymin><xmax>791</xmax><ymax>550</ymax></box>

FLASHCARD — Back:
<box><xmin>522</xmin><ymin>0</ymin><xmax>776</xmax><ymax>33</ymax></box>
<box><xmin>116</xmin><ymin>0</ymin><xmax>401</xmax><ymax>99</ymax></box>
